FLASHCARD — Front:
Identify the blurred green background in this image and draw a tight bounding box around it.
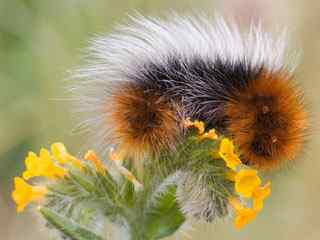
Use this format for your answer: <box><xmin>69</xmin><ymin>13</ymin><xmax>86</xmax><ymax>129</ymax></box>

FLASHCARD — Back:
<box><xmin>1</xmin><ymin>0</ymin><xmax>319</xmax><ymax>239</ymax></box>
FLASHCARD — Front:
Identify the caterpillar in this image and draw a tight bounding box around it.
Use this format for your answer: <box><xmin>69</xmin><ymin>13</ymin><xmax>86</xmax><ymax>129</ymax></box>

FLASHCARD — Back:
<box><xmin>72</xmin><ymin>14</ymin><xmax>308</xmax><ymax>170</ymax></box>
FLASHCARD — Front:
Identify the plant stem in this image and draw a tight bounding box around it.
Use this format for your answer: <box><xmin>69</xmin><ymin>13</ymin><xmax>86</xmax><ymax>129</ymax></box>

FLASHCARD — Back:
<box><xmin>130</xmin><ymin>224</ymin><xmax>150</xmax><ymax>240</ymax></box>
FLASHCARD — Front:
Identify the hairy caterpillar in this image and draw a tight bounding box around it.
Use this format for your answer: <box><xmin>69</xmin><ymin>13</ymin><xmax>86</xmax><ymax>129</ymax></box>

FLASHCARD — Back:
<box><xmin>72</xmin><ymin>14</ymin><xmax>308</xmax><ymax>170</ymax></box>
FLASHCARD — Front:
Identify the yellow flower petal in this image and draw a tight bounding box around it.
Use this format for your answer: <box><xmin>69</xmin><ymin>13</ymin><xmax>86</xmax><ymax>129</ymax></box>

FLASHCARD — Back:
<box><xmin>184</xmin><ymin>118</ymin><xmax>205</xmax><ymax>134</ymax></box>
<box><xmin>193</xmin><ymin>120</ymin><xmax>205</xmax><ymax>134</ymax></box>
<box><xmin>229</xmin><ymin>197</ymin><xmax>244</xmax><ymax>214</ymax></box>
<box><xmin>12</xmin><ymin>177</ymin><xmax>47</xmax><ymax>213</ymax></box>
<box><xmin>199</xmin><ymin>129</ymin><xmax>218</xmax><ymax>141</ymax></box>
<box><xmin>84</xmin><ymin>150</ymin><xmax>105</xmax><ymax>174</ymax></box>
<box><xmin>234</xmin><ymin>169</ymin><xmax>261</xmax><ymax>198</ymax></box>
<box><xmin>253</xmin><ymin>181</ymin><xmax>271</xmax><ymax>200</ymax></box>
<box><xmin>234</xmin><ymin>208</ymin><xmax>257</xmax><ymax>229</ymax></box>
<box><xmin>51</xmin><ymin>143</ymin><xmax>83</xmax><ymax>170</ymax></box>
<box><xmin>253</xmin><ymin>198</ymin><xmax>263</xmax><ymax>212</ymax></box>
<box><xmin>219</xmin><ymin>138</ymin><xmax>241</xmax><ymax>170</ymax></box>
<box><xmin>51</xmin><ymin>142</ymin><xmax>71</xmax><ymax>164</ymax></box>
<box><xmin>229</xmin><ymin>197</ymin><xmax>257</xmax><ymax>230</ymax></box>
<box><xmin>253</xmin><ymin>181</ymin><xmax>271</xmax><ymax>211</ymax></box>
<box><xmin>220</xmin><ymin>138</ymin><xmax>234</xmax><ymax>154</ymax></box>
<box><xmin>39</xmin><ymin>149</ymin><xmax>66</xmax><ymax>177</ymax></box>
<box><xmin>22</xmin><ymin>149</ymin><xmax>66</xmax><ymax>180</ymax></box>
<box><xmin>22</xmin><ymin>152</ymin><xmax>39</xmax><ymax>180</ymax></box>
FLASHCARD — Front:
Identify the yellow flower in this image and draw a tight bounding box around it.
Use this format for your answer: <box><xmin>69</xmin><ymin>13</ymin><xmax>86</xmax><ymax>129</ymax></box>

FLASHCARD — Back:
<box><xmin>12</xmin><ymin>177</ymin><xmax>47</xmax><ymax>213</ymax></box>
<box><xmin>51</xmin><ymin>142</ymin><xmax>70</xmax><ymax>164</ymax></box>
<box><xmin>253</xmin><ymin>181</ymin><xmax>271</xmax><ymax>211</ymax></box>
<box><xmin>219</xmin><ymin>138</ymin><xmax>242</xmax><ymax>170</ymax></box>
<box><xmin>51</xmin><ymin>143</ymin><xmax>83</xmax><ymax>170</ymax></box>
<box><xmin>199</xmin><ymin>129</ymin><xmax>218</xmax><ymax>141</ymax></box>
<box><xmin>234</xmin><ymin>169</ymin><xmax>261</xmax><ymax>198</ymax></box>
<box><xmin>22</xmin><ymin>149</ymin><xmax>66</xmax><ymax>180</ymax></box>
<box><xmin>234</xmin><ymin>208</ymin><xmax>257</xmax><ymax>229</ymax></box>
<box><xmin>229</xmin><ymin>198</ymin><xmax>257</xmax><ymax>230</ymax></box>
<box><xmin>84</xmin><ymin>150</ymin><xmax>105</xmax><ymax>174</ymax></box>
<box><xmin>184</xmin><ymin>118</ymin><xmax>205</xmax><ymax>134</ymax></box>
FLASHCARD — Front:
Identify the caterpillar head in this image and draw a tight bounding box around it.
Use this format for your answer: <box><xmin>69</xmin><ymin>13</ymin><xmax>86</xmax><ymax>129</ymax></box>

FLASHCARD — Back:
<box><xmin>225</xmin><ymin>71</ymin><xmax>308</xmax><ymax>170</ymax></box>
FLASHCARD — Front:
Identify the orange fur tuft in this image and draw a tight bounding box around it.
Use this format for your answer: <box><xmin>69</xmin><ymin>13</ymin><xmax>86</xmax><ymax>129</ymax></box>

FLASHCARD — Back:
<box><xmin>108</xmin><ymin>83</ymin><xmax>182</xmax><ymax>159</ymax></box>
<box><xmin>224</xmin><ymin>71</ymin><xmax>308</xmax><ymax>170</ymax></box>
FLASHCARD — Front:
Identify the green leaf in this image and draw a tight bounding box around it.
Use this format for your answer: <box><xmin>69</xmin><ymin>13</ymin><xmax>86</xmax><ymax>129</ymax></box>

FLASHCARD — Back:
<box><xmin>40</xmin><ymin>207</ymin><xmax>104</xmax><ymax>240</ymax></box>
<box><xmin>143</xmin><ymin>185</ymin><xmax>185</xmax><ymax>240</ymax></box>
<box><xmin>96</xmin><ymin>171</ymin><xmax>119</xmax><ymax>201</ymax></box>
<box><xmin>121</xmin><ymin>178</ymin><xmax>136</xmax><ymax>206</ymax></box>
<box><xmin>69</xmin><ymin>171</ymin><xmax>97</xmax><ymax>194</ymax></box>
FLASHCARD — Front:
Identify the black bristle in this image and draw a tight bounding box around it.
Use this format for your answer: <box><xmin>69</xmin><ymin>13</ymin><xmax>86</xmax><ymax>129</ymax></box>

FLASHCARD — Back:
<box><xmin>127</xmin><ymin>55</ymin><xmax>262</xmax><ymax>132</ymax></box>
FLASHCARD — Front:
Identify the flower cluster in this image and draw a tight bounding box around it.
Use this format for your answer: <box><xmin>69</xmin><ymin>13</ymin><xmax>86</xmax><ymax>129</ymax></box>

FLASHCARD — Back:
<box><xmin>12</xmin><ymin>118</ymin><xmax>271</xmax><ymax>240</ymax></box>
<box><xmin>184</xmin><ymin>118</ymin><xmax>271</xmax><ymax>229</ymax></box>
<box><xmin>11</xmin><ymin>142</ymin><xmax>141</xmax><ymax>213</ymax></box>
<box><xmin>12</xmin><ymin>143</ymin><xmax>73</xmax><ymax>213</ymax></box>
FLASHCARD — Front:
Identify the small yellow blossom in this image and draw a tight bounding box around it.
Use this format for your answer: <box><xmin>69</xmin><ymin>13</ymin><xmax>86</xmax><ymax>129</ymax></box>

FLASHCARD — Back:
<box><xmin>184</xmin><ymin>118</ymin><xmax>205</xmax><ymax>134</ymax></box>
<box><xmin>219</xmin><ymin>138</ymin><xmax>242</xmax><ymax>170</ymax></box>
<box><xmin>234</xmin><ymin>208</ymin><xmax>257</xmax><ymax>229</ymax></box>
<box><xmin>84</xmin><ymin>150</ymin><xmax>105</xmax><ymax>174</ymax></box>
<box><xmin>51</xmin><ymin>142</ymin><xmax>70</xmax><ymax>164</ymax></box>
<box><xmin>229</xmin><ymin>198</ymin><xmax>257</xmax><ymax>230</ymax></box>
<box><xmin>22</xmin><ymin>149</ymin><xmax>66</xmax><ymax>180</ymax></box>
<box><xmin>234</xmin><ymin>169</ymin><xmax>261</xmax><ymax>198</ymax></box>
<box><xmin>192</xmin><ymin>120</ymin><xmax>205</xmax><ymax>134</ymax></box>
<box><xmin>51</xmin><ymin>143</ymin><xmax>83</xmax><ymax>170</ymax></box>
<box><xmin>199</xmin><ymin>129</ymin><xmax>218</xmax><ymax>141</ymax></box>
<box><xmin>12</xmin><ymin>177</ymin><xmax>47</xmax><ymax>213</ymax></box>
<box><xmin>253</xmin><ymin>181</ymin><xmax>271</xmax><ymax>211</ymax></box>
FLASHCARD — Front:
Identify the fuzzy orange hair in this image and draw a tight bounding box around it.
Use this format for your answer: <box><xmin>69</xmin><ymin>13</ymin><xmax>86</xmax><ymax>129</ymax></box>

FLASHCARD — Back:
<box><xmin>108</xmin><ymin>83</ymin><xmax>183</xmax><ymax>159</ymax></box>
<box><xmin>224</xmin><ymin>71</ymin><xmax>308</xmax><ymax>170</ymax></box>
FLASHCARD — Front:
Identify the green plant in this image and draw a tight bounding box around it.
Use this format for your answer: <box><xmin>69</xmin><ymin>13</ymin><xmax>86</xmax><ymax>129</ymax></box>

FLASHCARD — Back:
<box><xmin>12</xmin><ymin>121</ymin><xmax>270</xmax><ymax>239</ymax></box>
